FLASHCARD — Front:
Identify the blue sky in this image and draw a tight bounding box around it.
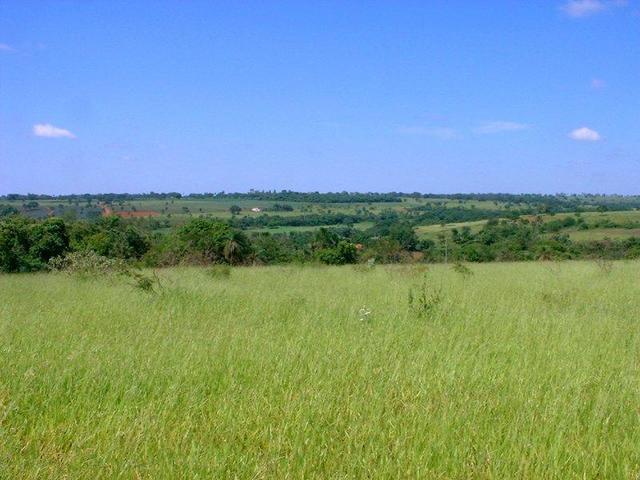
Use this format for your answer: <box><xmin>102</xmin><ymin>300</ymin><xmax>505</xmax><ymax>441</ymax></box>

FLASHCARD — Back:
<box><xmin>1</xmin><ymin>0</ymin><xmax>639</xmax><ymax>194</ymax></box>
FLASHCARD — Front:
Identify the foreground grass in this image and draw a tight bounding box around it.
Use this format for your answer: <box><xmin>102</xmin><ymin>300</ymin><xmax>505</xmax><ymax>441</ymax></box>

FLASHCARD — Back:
<box><xmin>1</xmin><ymin>262</ymin><xmax>639</xmax><ymax>478</ymax></box>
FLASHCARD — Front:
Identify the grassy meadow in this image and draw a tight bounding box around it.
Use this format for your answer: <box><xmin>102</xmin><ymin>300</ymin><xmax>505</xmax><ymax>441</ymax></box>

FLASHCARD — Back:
<box><xmin>415</xmin><ymin>220</ymin><xmax>489</xmax><ymax>240</ymax></box>
<box><xmin>8</xmin><ymin>195</ymin><xmax>506</xmax><ymax>224</ymax></box>
<box><xmin>1</xmin><ymin>262</ymin><xmax>640</xmax><ymax>478</ymax></box>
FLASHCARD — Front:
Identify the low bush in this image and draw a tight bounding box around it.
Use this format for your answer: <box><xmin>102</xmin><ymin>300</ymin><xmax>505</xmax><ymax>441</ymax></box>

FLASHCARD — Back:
<box><xmin>208</xmin><ymin>264</ymin><xmax>232</xmax><ymax>278</ymax></box>
<box><xmin>48</xmin><ymin>250</ymin><xmax>125</xmax><ymax>276</ymax></box>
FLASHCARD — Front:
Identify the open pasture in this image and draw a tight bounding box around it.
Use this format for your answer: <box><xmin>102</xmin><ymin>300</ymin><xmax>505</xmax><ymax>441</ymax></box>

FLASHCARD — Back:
<box><xmin>415</xmin><ymin>219</ymin><xmax>489</xmax><ymax>240</ymax></box>
<box><xmin>1</xmin><ymin>262</ymin><xmax>639</xmax><ymax>478</ymax></box>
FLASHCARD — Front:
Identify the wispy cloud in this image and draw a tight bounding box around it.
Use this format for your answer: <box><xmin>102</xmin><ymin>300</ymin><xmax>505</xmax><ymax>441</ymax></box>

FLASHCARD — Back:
<box><xmin>569</xmin><ymin>126</ymin><xmax>601</xmax><ymax>141</ymax></box>
<box><xmin>397</xmin><ymin>126</ymin><xmax>459</xmax><ymax>139</ymax></box>
<box><xmin>473</xmin><ymin>121</ymin><xmax>530</xmax><ymax>134</ymax></box>
<box><xmin>0</xmin><ymin>43</ymin><xmax>15</xmax><ymax>52</ymax></box>
<box><xmin>561</xmin><ymin>0</ymin><xmax>628</xmax><ymax>17</ymax></box>
<box><xmin>33</xmin><ymin>123</ymin><xmax>76</xmax><ymax>139</ymax></box>
<box><xmin>561</xmin><ymin>0</ymin><xmax>606</xmax><ymax>17</ymax></box>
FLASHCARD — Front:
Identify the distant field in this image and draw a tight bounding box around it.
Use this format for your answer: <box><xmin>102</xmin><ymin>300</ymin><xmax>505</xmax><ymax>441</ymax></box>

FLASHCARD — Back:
<box><xmin>246</xmin><ymin>225</ymin><xmax>329</xmax><ymax>234</ymax></box>
<box><xmin>566</xmin><ymin>228</ymin><xmax>640</xmax><ymax>241</ymax></box>
<box><xmin>415</xmin><ymin>219</ymin><xmax>489</xmax><ymax>239</ymax></box>
<box><xmin>6</xmin><ymin>196</ymin><xmax>516</xmax><ymax>236</ymax></box>
<box><xmin>2</xmin><ymin>262</ymin><xmax>639</xmax><ymax>477</ymax></box>
<box><xmin>6</xmin><ymin>196</ymin><xmax>509</xmax><ymax>215</ymax></box>
<box><xmin>10</xmin><ymin>197</ymin><xmax>640</xmax><ymax>243</ymax></box>
<box><xmin>247</xmin><ymin>221</ymin><xmax>375</xmax><ymax>235</ymax></box>
<box><xmin>530</xmin><ymin>210</ymin><xmax>640</xmax><ymax>224</ymax></box>
<box><xmin>108</xmin><ymin>197</ymin><xmax>510</xmax><ymax>218</ymax></box>
<box><xmin>409</xmin><ymin>210</ymin><xmax>640</xmax><ymax>244</ymax></box>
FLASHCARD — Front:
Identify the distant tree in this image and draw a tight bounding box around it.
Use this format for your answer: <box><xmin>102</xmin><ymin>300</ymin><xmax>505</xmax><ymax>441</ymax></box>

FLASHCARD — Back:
<box><xmin>0</xmin><ymin>217</ymin><xmax>36</xmax><ymax>272</ymax></box>
<box><xmin>251</xmin><ymin>233</ymin><xmax>293</xmax><ymax>264</ymax></box>
<box><xmin>78</xmin><ymin>216</ymin><xmax>149</xmax><ymax>259</ymax></box>
<box><xmin>270</xmin><ymin>203</ymin><xmax>294</xmax><ymax>212</ymax></box>
<box><xmin>313</xmin><ymin>228</ymin><xmax>339</xmax><ymax>250</ymax></box>
<box><xmin>367</xmin><ymin>238</ymin><xmax>403</xmax><ymax>263</ymax></box>
<box><xmin>316</xmin><ymin>240</ymin><xmax>357</xmax><ymax>265</ymax></box>
<box><xmin>223</xmin><ymin>230</ymin><xmax>252</xmax><ymax>265</ymax></box>
<box><xmin>29</xmin><ymin>218</ymin><xmax>70</xmax><ymax>263</ymax></box>
<box><xmin>174</xmin><ymin>218</ymin><xmax>250</xmax><ymax>264</ymax></box>
<box><xmin>0</xmin><ymin>205</ymin><xmax>18</xmax><ymax>217</ymax></box>
<box><xmin>229</xmin><ymin>205</ymin><xmax>242</xmax><ymax>215</ymax></box>
<box><xmin>388</xmin><ymin>222</ymin><xmax>418</xmax><ymax>251</ymax></box>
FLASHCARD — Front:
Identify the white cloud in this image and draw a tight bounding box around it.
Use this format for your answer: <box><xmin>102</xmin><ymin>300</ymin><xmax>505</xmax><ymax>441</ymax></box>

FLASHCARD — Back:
<box><xmin>561</xmin><ymin>0</ymin><xmax>629</xmax><ymax>17</ymax></box>
<box><xmin>569</xmin><ymin>126</ymin><xmax>601</xmax><ymax>141</ymax></box>
<box><xmin>397</xmin><ymin>126</ymin><xmax>459</xmax><ymax>139</ymax></box>
<box><xmin>33</xmin><ymin>123</ymin><xmax>76</xmax><ymax>139</ymax></box>
<box><xmin>591</xmin><ymin>78</ymin><xmax>606</xmax><ymax>89</ymax></box>
<box><xmin>561</xmin><ymin>0</ymin><xmax>606</xmax><ymax>17</ymax></box>
<box><xmin>473</xmin><ymin>121</ymin><xmax>530</xmax><ymax>134</ymax></box>
<box><xmin>0</xmin><ymin>43</ymin><xmax>14</xmax><ymax>52</ymax></box>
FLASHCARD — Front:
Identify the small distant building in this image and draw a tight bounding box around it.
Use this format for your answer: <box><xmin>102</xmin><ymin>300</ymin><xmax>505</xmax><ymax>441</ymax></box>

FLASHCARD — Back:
<box><xmin>251</xmin><ymin>207</ymin><xmax>262</xmax><ymax>213</ymax></box>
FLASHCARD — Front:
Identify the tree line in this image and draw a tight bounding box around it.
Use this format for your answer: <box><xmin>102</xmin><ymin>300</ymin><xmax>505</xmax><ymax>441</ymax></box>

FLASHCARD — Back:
<box><xmin>5</xmin><ymin>191</ymin><xmax>640</xmax><ymax>211</ymax></box>
<box><xmin>2</xmin><ymin>213</ymin><xmax>640</xmax><ymax>273</ymax></box>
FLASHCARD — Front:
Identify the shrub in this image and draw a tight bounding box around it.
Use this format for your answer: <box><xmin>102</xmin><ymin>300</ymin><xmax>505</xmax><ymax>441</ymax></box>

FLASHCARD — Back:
<box><xmin>316</xmin><ymin>240</ymin><xmax>357</xmax><ymax>265</ymax></box>
<box><xmin>0</xmin><ymin>217</ymin><xmax>70</xmax><ymax>272</ymax></box>
<box><xmin>208</xmin><ymin>264</ymin><xmax>232</xmax><ymax>278</ymax></box>
<box><xmin>594</xmin><ymin>257</ymin><xmax>614</xmax><ymax>274</ymax></box>
<box><xmin>452</xmin><ymin>262</ymin><xmax>473</xmax><ymax>278</ymax></box>
<box><xmin>0</xmin><ymin>216</ymin><xmax>36</xmax><ymax>272</ymax></box>
<box><xmin>122</xmin><ymin>269</ymin><xmax>162</xmax><ymax>293</ymax></box>
<box><xmin>48</xmin><ymin>250</ymin><xmax>125</xmax><ymax>276</ymax></box>
<box><xmin>251</xmin><ymin>233</ymin><xmax>293</xmax><ymax>264</ymax></box>
<box><xmin>364</xmin><ymin>238</ymin><xmax>403</xmax><ymax>264</ymax></box>
<box><xmin>30</xmin><ymin>218</ymin><xmax>70</xmax><ymax>263</ymax></box>
<box><xmin>173</xmin><ymin>219</ymin><xmax>251</xmax><ymax>265</ymax></box>
<box><xmin>408</xmin><ymin>279</ymin><xmax>442</xmax><ymax>318</ymax></box>
<box><xmin>352</xmin><ymin>258</ymin><xmax>376</xmax><ymax>272</ymax></box>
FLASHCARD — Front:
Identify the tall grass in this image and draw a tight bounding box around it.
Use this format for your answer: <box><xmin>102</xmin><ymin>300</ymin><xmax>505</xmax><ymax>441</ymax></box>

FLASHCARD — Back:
<box><xmin>1</xmin><ymin>262</ymin><xmax>639</xmax><ymax>478</ymax></box>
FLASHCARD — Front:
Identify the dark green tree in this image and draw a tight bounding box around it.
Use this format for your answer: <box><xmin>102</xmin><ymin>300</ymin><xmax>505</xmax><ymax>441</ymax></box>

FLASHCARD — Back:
<box><xmin>388</xmin><ymin>222</ymin><xmax>418</xmax><ymax>251</ymax></box>
<box><xmin>316</xmin><ymin>240</ymin><xmax>358</xmax><ymax>265</ymax></box>
<box><xmin>29</xmin><ymin>218</ymin><xmax>70</xmax><ymax>263</ymax></box>
<box><xmin>175</xmin><ymin>218</ymin><xmax>251</xmax><ymax>264</ymax></box>
<box><xmin>0</xmin><ymin>217</ymin><xmax>35</xmax><ymax>272</ymax></box>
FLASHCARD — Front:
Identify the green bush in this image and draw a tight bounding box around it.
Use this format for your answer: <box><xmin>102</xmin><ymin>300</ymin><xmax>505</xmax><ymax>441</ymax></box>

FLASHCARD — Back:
<box><xmin>0</xmin><ymin>217</ymin><xmax>69</xmax><ymax>272</ymax></box>
<box><xmin>207</xmin><ymin>264</ymin><xmax>232</xmax><ymax>278</ymax></box>
<box><xmin>173</xmin><ymin>219</ymin><xmax>251</xmax><ymax>265</ymax></box>
<box><xmin>316</xmin><ymin>240</ymin><xmax>357</xmax><ymax>265</ymax></box>
<box><xmin>48</xmin><ymin>250</ymin><xmax>125</xmax><ymax>276</ymax></box>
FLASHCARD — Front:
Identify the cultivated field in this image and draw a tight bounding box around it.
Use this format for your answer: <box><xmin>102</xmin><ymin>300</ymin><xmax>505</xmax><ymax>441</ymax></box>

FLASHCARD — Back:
<box><xmin>1</xmin><ymin>262</ymin><xmax>639</xmax><ymax>478</ymax></box>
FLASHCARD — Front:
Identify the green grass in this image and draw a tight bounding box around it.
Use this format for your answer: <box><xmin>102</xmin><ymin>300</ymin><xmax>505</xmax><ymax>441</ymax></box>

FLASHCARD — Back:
<box><xmin>415</xmin><ymin>219</ymin><xmax>489</xmax><ymax>240</ymax></box>
<box><xmin>247</xmin><ymin>221</ymin><xmax>375</xmax><ymax>235</ymax></box>
<box><xmin>8</xmin><ymin>196</ymin><xmax>512</xmax><ymax>218</ymax></box>
<box><xmin>530</xmin><ymin>210</ymin><xmax>640</xmax><ymax>225</ymax></box>
<box><xmin>1</xmin><ymin>262</ymin><xmax>639</xmax><ymax>478</ymax></box>
<box><xmin>566</xmin><ymin>228</ymin><xmax>640</xmax><ymax>241</ymax></box>
<box><xmin>246</xmin><ymin>225</ymin><xmax>328</xmax><ymax>234</ymax></box>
